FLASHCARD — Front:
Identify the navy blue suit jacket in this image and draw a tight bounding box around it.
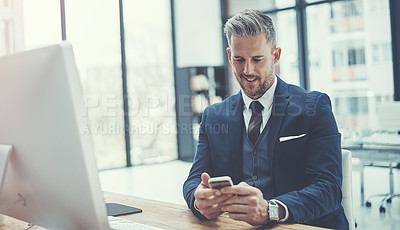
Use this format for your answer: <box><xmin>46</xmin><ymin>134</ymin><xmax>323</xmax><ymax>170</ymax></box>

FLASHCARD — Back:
<box><xmin>183</xmin><ymin>77</ymin><xmax>348</xmax><ymax>229</ymax></box>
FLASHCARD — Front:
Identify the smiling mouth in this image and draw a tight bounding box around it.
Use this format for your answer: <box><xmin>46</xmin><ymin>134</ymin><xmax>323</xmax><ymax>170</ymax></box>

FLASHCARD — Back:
<box><xmin>241</xmin><ymin>75</ymin><xmax>258</xmax><ymax>82</ymax></box>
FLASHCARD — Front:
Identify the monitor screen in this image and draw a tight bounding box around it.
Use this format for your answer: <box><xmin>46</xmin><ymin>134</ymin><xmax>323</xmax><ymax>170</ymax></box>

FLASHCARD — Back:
<box><xmin>0</xmin><ymin>42</ymin><xmax>109</xmax><ymax>229</ymax></box>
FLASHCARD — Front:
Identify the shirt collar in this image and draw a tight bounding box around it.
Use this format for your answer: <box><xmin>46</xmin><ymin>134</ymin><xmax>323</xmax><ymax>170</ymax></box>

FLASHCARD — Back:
<box><xmin>241</xmin><ymin>75</ymin><xmax>277</xmax><ymax>110</ymax></box>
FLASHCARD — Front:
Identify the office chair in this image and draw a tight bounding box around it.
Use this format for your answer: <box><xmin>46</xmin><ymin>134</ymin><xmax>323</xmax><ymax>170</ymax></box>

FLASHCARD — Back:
<box><xmin>342</xmin><ymin>149</ymin><xmax>356</xmax><ymax>230</ymax></box>
<box><xmin>363</xmin><ymin>102</ymin><xmax>400</xmax><ymax>213</ymax></box>
<box><xmin>364</xmin><ymin>162</ymin><xmax>400</xmax><ymax>213</ymax></box>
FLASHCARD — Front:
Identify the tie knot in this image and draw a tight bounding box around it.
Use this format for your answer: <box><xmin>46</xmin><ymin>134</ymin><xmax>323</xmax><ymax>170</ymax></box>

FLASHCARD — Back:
<box><xmin>250</xmin><ymin>101</ymin><xmax>264</xmax><ymax>114</ymax></box>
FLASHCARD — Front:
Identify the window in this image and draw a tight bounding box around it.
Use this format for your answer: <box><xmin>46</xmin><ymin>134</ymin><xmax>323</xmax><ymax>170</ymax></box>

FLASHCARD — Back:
<box><xmin>1</xmin><ymin>20</ymin><xmax>14</xmax><ymax>55</ymax></box>
<box><xmin>369</xmin><ymin>0</ymin><xmax>389</xmax><ymax>13</ymax></box>
<box><xmin>348</xmin><ymin>47</ymin><xmax>365</xmax><ymax>66</ymax></box>
<box><xmin>22</xmin><ymin>0</ymin><xmax>61</xmax><ymax>49</ymax></box>
<box><xmin>308</xmin><ymin>0</ymin><xmax>393</xmax><ymax>131</ymax></box>
<box><xmin>3</xmin><ymin>0</ymin><xmax>10</xmax><ymax>7</ymax></box>
<box><xmin>372</xmin><ymin>42</ymin><xmax>392</xmax><ymax>63</ymax></box>
<box><xmin>226</xmin><ymin>0</ymin><xmax>295</xmax><ymax>17</ymax></box>
<box><xmin>65</xmin><ymin>0</ymin><xmax>126</xmax><ymax>169</ymax></box>
<box><xmin>335</xmin><ymin>96</ymin><xmax>368</xmax><ymax>116</ymax></box>
<box><xmin>331</xmin><ymin>47</ymin><xmax>365</xmax><ymax>67</ymax></box>
<box><xmin>331</xmin><ymin>0</ymin><xmax>362</xmax><ymax>18</ymax></box>
<box><xmin>123</xmin><ymin>0</ymin><xmax>177</xmax><ymax>165</ymax></box>
<box><xmin>332</xmin><ymin>49</ymin><xmax>345</xmax><ymax>68</ymax></box>
<box><xmin>334</xmin><ymin>96</ymin><xmax>369</xmax><ymax>128</ymax></box>
<box><xmin>0</xmin><ymin>0</ymin><xmax>60</xmax><ymax>55</ymax></box>
<box><xmin>2</xmin><ymin>0</ymin><xmax>176</xmax><ymax>169</ymax></box>
<box><xmin>271</xmin><ymin>10</ymin><xmax>300</xmax><ymax>85</ymax></box>
<box><xmin>329</xmin><ymin>1</ymin><xmax>364</xmax><ymax>33</ymax></box>
<box><xmin>226</xmin><ymin>1</ymin><xmax>300</xmax><ymax>87</ymax></box>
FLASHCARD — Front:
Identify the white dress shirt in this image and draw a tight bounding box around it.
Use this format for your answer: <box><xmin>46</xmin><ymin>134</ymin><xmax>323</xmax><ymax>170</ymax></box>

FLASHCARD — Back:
<box><xmin>241</xmin><ymin>75</ymin><xmax>277</xmax><ymax>133</ymax></box>
<box><xmin>241</xmin><ymin>75</ymin><xmax>289</xmax><ymax>222</ymax></box>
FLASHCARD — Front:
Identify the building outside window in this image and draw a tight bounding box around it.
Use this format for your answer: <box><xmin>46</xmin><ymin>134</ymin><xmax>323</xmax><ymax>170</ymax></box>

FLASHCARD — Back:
<box><xmin>0</xmin><ymin>0</ymin><xmax>396</xmax><ymax>168</ymax></box>
<box><xmin>226</xmin><ymin>0</ymin><xmax>395</xmax><ymax>140</ymax></box>
<box><xmin>308</xmin><ymin>0</ymin><xmax>393</xmax><ymax>132</ymax></box>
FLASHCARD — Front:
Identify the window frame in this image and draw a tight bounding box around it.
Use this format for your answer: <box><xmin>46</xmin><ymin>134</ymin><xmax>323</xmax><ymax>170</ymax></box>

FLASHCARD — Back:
<box><xmin>57</xmin><ymin>0</ymin><xmax>400</xmax><ymax>165</ymax></box>
<box><xmin>221</xmin><ymin>0</ymin><xmax>400</xmax><ymax>100</ymax></box>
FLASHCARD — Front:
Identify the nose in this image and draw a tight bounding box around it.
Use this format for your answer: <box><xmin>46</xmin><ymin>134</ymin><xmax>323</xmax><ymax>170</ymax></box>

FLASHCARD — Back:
<box><xmin>243</xmin><ymin>61</ymin><xmax>254</xmax><ymax>75</ymax></box>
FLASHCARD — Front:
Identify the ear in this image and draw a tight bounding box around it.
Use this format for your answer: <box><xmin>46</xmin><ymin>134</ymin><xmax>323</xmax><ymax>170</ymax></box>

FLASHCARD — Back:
<box><xmin>227</xmin><ymin>47</ymin><xmax>233</xmax><ymax>65</ymax></box>
<box><xmin>273</xmin><ymin>47</ymin><xmax>282</xmax><ymax>64</ymax></box>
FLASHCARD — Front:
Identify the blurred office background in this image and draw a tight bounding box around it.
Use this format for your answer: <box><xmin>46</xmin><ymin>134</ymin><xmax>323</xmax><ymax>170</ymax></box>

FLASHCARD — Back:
<box><xmin>1</xmin><ymin>0</ymin><xmax>399</xmax><ymax>229</ymax></box>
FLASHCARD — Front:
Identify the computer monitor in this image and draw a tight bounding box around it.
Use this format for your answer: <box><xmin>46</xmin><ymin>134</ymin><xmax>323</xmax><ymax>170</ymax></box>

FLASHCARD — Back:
<box><xmin>0</xmin><ymin>42</ymin><xmax>109</xmax><ymax>229</ymax></box>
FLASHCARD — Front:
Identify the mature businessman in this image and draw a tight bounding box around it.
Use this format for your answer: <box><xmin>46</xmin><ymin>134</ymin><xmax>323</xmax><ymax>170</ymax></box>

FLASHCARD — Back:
<box><xmin>183</xmin><ymin>9</ymin><xmax>349</xmax><ymax>229</ymax></box>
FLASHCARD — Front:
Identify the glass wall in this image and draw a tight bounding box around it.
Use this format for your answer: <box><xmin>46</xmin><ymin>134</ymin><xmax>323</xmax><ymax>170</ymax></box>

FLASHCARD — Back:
<box><xmin>0</xmin><ymin>0</ymin><xmax>60</xmax><ymax>55</ymax></box>
<box><xmin>123</xmin><ymin>0</ymin><xmax>177</xmax><ymax>165</ymax></box>
<box><xmin>270</xmin><ymin>10</ymin><xmax>300</xmax><ymax>86</ymax></box>
<box><xmin>307</xmin><ymin>0</ymin><xmax>393</xmax><ymax>136</ymax></box>
<box><xmin>225</xmin><ymin>0</ymin><xmax>395</xmax><ymax>141</ymax></box>
<box><xmin>1</xmin><ymin>0</ymin><xmax>177</xmax><ymax>169</ymax></box>
<box><xmin>65</xmin><ymin>0</ymin><xmax>127</xmax><ymax>169</ymax></box>
<box><xmin>227</xmin><ymin>0</ymin><xmax>295</xmax><ymax>16</ymax></box>
<box><xmin>22</xmin><ymin>0</ymin><xmax>61</xmax><ymax>48</ymax></box>
<box><xmin>226</xmin><ymin>0</ymin><xmax>300</xmax><ymax>90</ymax></box>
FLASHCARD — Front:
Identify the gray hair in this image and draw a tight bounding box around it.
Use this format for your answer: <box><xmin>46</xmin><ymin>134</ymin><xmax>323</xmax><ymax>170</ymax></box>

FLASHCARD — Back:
<box><xmin>224</xmin><ymin>9</ymin><xmax>276</xmax><ymax>49</ymax></box>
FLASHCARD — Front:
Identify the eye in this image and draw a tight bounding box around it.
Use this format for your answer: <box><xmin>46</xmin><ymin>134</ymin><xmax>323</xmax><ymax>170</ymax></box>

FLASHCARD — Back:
<box><xmin>253</xmin><ymin>58</ymin><xmax>262</xmax><ymax>62</ymax></box>
<box><xmin>234</xmin><ymin>58</ymin><xmax>244</xmax><ymax>63</ymax></box>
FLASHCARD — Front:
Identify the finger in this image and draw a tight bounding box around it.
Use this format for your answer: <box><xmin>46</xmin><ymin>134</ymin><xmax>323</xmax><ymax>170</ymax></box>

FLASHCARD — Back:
<box><xmin>219</xmin><ymin>194</ymin><xmax>248</xmax><ymax>206</ymax></box>
<box><xmin>238</xmin><ymin>181</ymin><xmax>250</xmax><ymax>187</ymax></box>
<box><xmin>227</xmin><ymin>212</ymin><xmax>248</xmax><ymax>222</ymax></box>
<box><xmin>194</xmin><ymin>187</ymin><xmax>221</xmax><ymax>199</ymax></box>
<box><xmin>213</xmin><ymin>194</ymin><xmax>234</xmax><ymax>204</ymax></box>
<box><xmin>221</xmin><ymin>203</ymin><xmax>249</xmax><ymax>214</ymax></box>
<box><xmin>201</xmin><ymin>172</ymin><xmax>211</xmax><ymax>187</ymax></box>
<box><xmin>203</xmin><ymin>209</ymin><xmax>224</xmax><ymax>220</ymax></box>
<box><xmin>222</xmin><ymin>182</ymin><xmax>263</xmax><ymax>197</ymax></box>
<box><xmin>227</xmin><ymin>207</ymin><xmax>269</xmax><ymax>226</ymax></box>
<box><xmin>197</xmin><ymin>201</ymin><xmax>225</xmax><ymax>219</ymax></box>
<box><xmin>221</xmin><ymin>184</ymin><xmax>254</xmax><ymax>196</ymax></box>
<box><xmin>196</xmin><ymin>194</ymin><xmax>233</xmax><ymax>210</ymax></box>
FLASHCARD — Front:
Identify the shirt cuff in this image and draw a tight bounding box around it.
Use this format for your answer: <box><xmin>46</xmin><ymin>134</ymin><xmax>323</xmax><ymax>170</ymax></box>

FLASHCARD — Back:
<box><xmin>194</xmin><ymin>199</ymin><xmax>201</xmax><ymax>212</ymax></box>
<box><xmin>271</xmin><ymin>199</ymin><xmax>289</xmax><ymax>222</ymax></box>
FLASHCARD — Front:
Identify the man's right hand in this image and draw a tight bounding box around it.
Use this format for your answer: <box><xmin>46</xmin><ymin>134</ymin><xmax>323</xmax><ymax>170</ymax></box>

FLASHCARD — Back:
<box><xmin>193</xmin><ymin>172</ymin><xmax>234</xmax><ymax>220</ymax></box>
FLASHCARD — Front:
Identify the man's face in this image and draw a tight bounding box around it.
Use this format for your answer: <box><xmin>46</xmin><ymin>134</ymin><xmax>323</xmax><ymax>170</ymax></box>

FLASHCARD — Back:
<box><xmin>227</xmin><ymin>33</ymin><xmax>281</xmax><ymax>100</ymax></box>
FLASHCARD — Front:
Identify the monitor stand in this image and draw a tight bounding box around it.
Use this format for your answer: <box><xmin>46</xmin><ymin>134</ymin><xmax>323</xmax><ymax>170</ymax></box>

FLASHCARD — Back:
<box><xmin>0</xmin><ymin>144</ymin><xmax>13</xmax><ymax>194</ymax></box>
<box><xmin>0</xmin><ymin>145</ymin><xmax>26</xmax><ymax>214</ymax></box>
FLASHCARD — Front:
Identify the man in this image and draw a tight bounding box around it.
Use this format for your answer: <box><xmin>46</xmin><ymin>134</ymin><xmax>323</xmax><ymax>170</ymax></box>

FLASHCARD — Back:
<box><xmin>183</xmin><ymin>9</ymin><xmax>348</xmax><ymax>229</ymax></box>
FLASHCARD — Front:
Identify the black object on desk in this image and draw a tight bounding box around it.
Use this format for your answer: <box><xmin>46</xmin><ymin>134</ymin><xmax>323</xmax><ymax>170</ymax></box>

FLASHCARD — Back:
<box><xmin>106</xmin><ymin>203</ymin><xmax>142</xmax><ymax>216</ymax></box>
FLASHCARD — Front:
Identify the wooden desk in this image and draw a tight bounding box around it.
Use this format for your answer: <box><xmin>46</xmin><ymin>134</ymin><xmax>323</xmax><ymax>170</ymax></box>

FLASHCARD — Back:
<box><xmin>0</xmin><ymin>192</ymin><xmax>329</xmax><ymax>230</ymax></box>
<box><xmin>104</xmin><ymin>192</ymin><xmax>327</xmax><ymax>230</ymax></box>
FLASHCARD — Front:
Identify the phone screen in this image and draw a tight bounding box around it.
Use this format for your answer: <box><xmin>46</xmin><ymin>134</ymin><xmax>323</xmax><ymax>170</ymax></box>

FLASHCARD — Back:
<box><xmin>208</xmin><ymin>176</ymin><xmax>233</xmax><ymax>189</ymax></box>
<box><xmin>209</xmin><ymin>180</ymin><xmax>232</xmax><ymax>189</ymax></box>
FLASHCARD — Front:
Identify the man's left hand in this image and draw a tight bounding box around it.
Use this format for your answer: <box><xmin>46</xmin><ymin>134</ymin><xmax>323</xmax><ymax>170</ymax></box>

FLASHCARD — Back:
<box><xmin>219</xmin><ymin>182</ymin><xmax>269</xmax><ymax>226</ymax></box>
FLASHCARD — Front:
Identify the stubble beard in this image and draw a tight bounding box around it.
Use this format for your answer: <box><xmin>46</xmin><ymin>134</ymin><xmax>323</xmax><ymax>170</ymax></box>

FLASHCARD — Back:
<box><xmin>237</xmin><ymin>70</ymin><xmax>274</xmax><ymax>99</ymax></box>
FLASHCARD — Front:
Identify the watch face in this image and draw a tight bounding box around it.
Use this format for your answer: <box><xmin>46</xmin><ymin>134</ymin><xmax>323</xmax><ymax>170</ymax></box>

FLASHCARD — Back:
<box><xmin>271</xmin><ymin>208</ymin><xmax>279</xmax><ymax>217</ymax></box>
<box><xmin>269</xmin><ymin>202</ymin><xmax>279</xmax><ymax>220</ymax></box>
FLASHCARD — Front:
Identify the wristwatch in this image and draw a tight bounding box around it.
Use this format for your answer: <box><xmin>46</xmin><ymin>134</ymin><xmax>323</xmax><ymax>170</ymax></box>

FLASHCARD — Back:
<box><xmin>268</xmin><ymin>200</ymin><xmax>279</xmax><ymax>221</ymax></box>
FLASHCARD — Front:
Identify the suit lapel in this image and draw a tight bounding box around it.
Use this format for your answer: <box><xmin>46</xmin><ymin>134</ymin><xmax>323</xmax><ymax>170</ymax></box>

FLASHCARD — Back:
<box><xmin>267</xmin><ymin>77</ymin><xmax>290</xmax><ymax>160</ymax></box>
<box><xmin>228</xmin><ymin>92</ymin><xmax>244</xmax><ymax>184</ymax></box>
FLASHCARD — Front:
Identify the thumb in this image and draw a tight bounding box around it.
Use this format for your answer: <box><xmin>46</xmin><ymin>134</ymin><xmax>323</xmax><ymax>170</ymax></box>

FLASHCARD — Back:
<box><xmin>201</xmin><ymin>172</ymin><xmax>211</xmax><ymax>188</ymax></box>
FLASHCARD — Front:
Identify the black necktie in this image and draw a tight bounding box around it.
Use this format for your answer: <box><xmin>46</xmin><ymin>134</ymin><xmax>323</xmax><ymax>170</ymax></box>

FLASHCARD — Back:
<box><xmin>248</xmin><ymin>101</ymin><xmax>264</xmax><ymax>145</ymax></box>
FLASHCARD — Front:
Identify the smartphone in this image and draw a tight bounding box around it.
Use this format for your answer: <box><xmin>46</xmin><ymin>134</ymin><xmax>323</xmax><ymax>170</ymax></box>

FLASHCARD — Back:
<box><xmin>208</xmin><ymin>176</ymin><xmax>233</xmax><ymax>189</ymax></box>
